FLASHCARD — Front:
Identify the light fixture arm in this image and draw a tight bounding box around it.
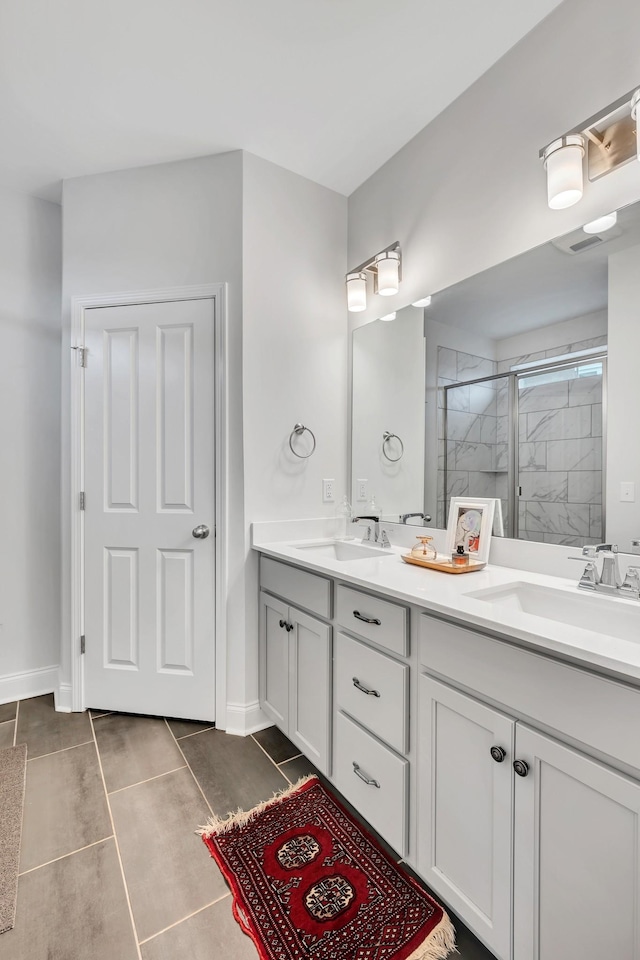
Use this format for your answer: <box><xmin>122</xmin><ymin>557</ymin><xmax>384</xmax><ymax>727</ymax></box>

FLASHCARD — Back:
<box><xmin>348</xmin><ymin>241</ymin><xmax>402</xmax><ymax>283</ymax></box>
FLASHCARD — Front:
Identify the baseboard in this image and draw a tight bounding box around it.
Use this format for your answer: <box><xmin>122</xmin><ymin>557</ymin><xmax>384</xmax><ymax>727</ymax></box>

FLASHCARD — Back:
<box><xmin>55</xmin><ymin>681</ymin><xmax>73</xmax><ymax>713</ymax></box>
<box><xmin>0</xmin><ymin>665</ymin><xmax>59</xmax><ymax>706</ymax></box>
<box><xmin>225</xmin><ymin>700</ymin><xmax>271</xmax><ymax>737</ymax></box>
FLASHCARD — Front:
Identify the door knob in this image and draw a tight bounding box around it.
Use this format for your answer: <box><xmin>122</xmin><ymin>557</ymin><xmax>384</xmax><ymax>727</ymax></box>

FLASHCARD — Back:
<box><xmin>192</xmin><ymin>524</ymin><xmax>210</xmax><ymax>539</ymax></box>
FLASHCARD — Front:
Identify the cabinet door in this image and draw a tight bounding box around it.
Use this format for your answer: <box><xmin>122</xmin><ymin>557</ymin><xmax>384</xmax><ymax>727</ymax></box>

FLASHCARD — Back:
<box><xmin>289</xmin><ymin>607</ymin><xmax>331</xmax><ymax>775</ymax></box>
<box><xmin>418</xmin><ymin>676</ymin><xmax>515</xmax><ymax>960</ymax></box>
<box><xmin>514</xmin><ymin>724</ymin><xmax>640</xmax><ymax>960</ymax></box>
<box><xmin>259</xmin><ymin>591</ymin><xmax>289</xmax><ymax>729</ymax></box>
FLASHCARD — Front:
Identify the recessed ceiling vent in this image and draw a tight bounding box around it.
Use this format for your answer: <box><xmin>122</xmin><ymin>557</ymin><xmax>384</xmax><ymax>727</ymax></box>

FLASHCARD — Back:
<box><xmin>551</xmin><ymin>224</ymin><xmax>622</xmax><ymax>255</ymax></box>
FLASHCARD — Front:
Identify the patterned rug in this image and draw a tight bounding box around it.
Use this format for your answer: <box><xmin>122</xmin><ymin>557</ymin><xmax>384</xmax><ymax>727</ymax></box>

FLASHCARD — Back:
<box><xmin>200</xmin><ymin>775</ymin><xmax>455</xmax><ymax>960</ymax></box>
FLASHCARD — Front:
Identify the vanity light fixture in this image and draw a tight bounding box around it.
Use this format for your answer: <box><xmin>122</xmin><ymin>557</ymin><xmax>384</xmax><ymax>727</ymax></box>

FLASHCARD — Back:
<box><xmin>380</xmin><ymin>312</ymin><xmax>396</xmax><ymax>322</ymax></box>
<box><xmin>346</xmin><ymin>272</ymin><xmax>367</xmax><ymax>312</ymax></box>
<box><xmin>345</xmin><ymin>242</ymin><xmax>402</xmax><ymax>313</ymax></box>
<box><xmin>583</xmin><ymin>211</ymin><xmax>618</xmax><ymax>234</ymax></box>
<box><xmin>540</xmin><ymin>84</ymin><xmax>640</xmax><ymax>209</ymax></box>
<box><xmin>412</xmin><ymin>295</ymin><xmax>432</xmax><ymax>308</ymax></box>
<box><xmin>542</xmin><ymin>136</ymin><xmax>585</xmax><ymax>209</ymax></box>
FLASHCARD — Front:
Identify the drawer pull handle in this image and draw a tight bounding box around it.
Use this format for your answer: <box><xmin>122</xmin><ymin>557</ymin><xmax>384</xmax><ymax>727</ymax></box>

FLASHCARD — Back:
<box><xmin>490</xmin><ymin>746</ymin><xmax>506</xmax><ymax>763</ymax></box>
<box><xmin>353</xmin><ymin>610</ymin><xmax>381</xmax><ymax>626</ymax></box>
<box><xmin>352</xmin><ymin>761</ymin><xmax>380</xmax><ymax>788</ymax></box>
<box><xmin>353</xmin><ymin>677</ymin><xmax>381</xmax><ymax>698</ymax></box>
<box><xmin>513</xmin><ymin>759</ymin><xmax>529</xmax><ymax>778</ymax></box>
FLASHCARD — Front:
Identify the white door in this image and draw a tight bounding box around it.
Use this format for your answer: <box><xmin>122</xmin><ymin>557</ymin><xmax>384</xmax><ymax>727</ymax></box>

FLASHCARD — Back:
<box><xmin>418</xmin><ymin>676</ymin><xmax>515</xmax><ymax>960</ymax></box>
<box><xmin>83</xmin><ymin>298</ymin><xmax>216</xmax><ymax>720</ymax></box>
<box><xmin>513</xmin><ymin>724</ymin><xmax>640</xmax><ymax>960</ymax></box>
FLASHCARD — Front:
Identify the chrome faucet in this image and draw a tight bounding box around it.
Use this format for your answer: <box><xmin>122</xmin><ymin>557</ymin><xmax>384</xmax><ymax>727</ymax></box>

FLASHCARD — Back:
<box><xmin>400</xmin><ymin>512</ymin><xmax>432</xmax><ymax>524</ymax></box>
<box><xmin>568</xmin><ymin>543</ymin><xmax>640</xmax><ymax>599</ymax></box>
<box><xmin>351</xmin><ymin>516</ymin><xmax>391</xmax><ymax>548</ymax></box>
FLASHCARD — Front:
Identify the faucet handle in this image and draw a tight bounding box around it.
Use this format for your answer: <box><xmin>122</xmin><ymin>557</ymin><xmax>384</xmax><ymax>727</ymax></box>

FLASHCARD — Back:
<box><xmin>620</xmin><ymin>566</ymin><xmax>640</xmax><ymax>598</ymax></box>
<box><xmin>567</xmin><ymin>556</ymin><xmax>598</xmax><ymax>590</ymax></box>
<box><xmin>580</xmin><ymin>545</ymin><xmax>598</xmax><ymax>559</ymax></box>
<box><xmin>594</xmin><ymin>543</ymin><xmax>618</xmax><ymax>554</ymax></box>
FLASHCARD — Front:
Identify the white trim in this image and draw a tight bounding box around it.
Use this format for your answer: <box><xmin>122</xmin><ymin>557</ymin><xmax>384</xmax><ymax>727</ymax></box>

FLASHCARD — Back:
<box><xmin>225</xmin><ymin>700</ymin><xmax>271</xmax><ymax>737</ymax></box>
<box><xmin>69</xmin><ymin>284</ymin><xmax>229</xmax><ymax>726</ymax></box>
<box><xmin>0</xmin><ymin>666</ymin><xmax>58</xmax><ymax>705</ymax></box>
<box><xmin>55</xmin><ymin>681</ymin><xmax>73</xmax><ymax>713</ymax></box>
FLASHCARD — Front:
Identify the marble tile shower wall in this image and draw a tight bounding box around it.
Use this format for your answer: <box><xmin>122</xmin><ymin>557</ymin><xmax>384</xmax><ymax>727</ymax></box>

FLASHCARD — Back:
<box><xmin>436</xmin><ymin>336</ymin><xmax>606</xmax><ymax>544</ymax></box>
<box><xmin>517</xmin><ymin>372</ymin><xmax>603</xmax><ymax>546</ymax></box>
<box><xmin>437</xmin><ymin>347</ymin><xmax>506</xmax><ymax>529</ymax></box>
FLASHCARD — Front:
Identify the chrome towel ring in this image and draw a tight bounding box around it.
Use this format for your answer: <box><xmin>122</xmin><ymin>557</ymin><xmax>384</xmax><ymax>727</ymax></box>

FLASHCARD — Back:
<box><xmin>382</xmin><ymin>431</ymin><xmax>404</xmax><ymax>462</ymax></box>
<box><xmin>289</xmin><ymin>423</ymin><xmax>317</xmax><ymax>459</ymax></box>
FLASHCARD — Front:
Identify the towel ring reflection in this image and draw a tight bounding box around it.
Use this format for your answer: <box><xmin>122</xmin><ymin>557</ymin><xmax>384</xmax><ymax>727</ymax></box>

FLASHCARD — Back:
<box><xmin>382</xmin><ymin>431</ymin><xmax>404</xmax><ymax>462</ymax></box>
<box><xmin>289</xmin><ymin>423</ymin><xmax>317</xmax><ymax>459</ymax></box>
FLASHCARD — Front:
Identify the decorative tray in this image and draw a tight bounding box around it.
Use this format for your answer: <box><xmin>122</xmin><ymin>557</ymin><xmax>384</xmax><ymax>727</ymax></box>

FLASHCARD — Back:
<box><xmin>401</xmin><ymin>553</ymin><xmax>486</xmax><ymax>574</ymax></box>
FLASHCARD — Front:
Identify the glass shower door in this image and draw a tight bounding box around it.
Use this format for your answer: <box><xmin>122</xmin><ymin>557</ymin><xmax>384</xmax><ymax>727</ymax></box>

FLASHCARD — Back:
<box><xmin>515</xmin><ymin>358</ymin><xmax>605</xmax><ymax>545</ymax></box>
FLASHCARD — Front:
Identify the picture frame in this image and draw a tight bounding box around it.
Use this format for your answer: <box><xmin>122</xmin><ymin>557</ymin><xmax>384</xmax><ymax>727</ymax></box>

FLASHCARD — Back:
<box><xmin>445</xmin><ymin>497</ymin><xmax>497</xmax><ymax>565</ymax></box>
<box><xmin>452</xmin><ymin>495</ymin><xmax>504</xmax><ymax>538</ymax></box>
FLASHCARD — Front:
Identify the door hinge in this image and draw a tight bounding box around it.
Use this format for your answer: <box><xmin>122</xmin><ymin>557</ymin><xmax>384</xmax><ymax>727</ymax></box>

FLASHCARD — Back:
<box><xmin>79</xmin><ymin>491</ymin><xmax>85</xmax><ymax>510</ymax></box>
<box><xmin>80</xmin><ymin>635</ymin><xmax>86</xmax><ymax>655</ymax></box>
<box><xmin>72</xmin><ymin>345</ymin><xmax>88</xmax><ymax>367</ymax></box>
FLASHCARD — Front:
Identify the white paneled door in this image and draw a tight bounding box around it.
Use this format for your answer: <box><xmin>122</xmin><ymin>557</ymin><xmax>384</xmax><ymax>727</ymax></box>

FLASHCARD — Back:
<box><xmin>83</xmin><ymin>299</ymin><xmax>216</xmax><ymax>720</ymax></box>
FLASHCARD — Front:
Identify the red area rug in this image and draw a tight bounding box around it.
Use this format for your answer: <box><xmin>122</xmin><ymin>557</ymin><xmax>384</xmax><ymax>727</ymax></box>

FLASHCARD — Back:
<box><xmin>200</xmin><ymin>775</ymin><xmax>455</xmax><ymax>960</ymax></box>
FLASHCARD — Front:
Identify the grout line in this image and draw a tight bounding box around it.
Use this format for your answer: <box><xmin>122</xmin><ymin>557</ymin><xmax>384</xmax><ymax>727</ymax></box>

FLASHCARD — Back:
<box><xmin>90</xmin><ymin>713</ymin><xmax>144</xmax><ymax>960</ymax></box>
<box><xmin>279</xmin><ymin>753</ymin><xmax>303</xmax><ymax>764</ymax></box>
<box><xmin>18</xmin><ymin>836</ymin><xmax>115</xmax><ymax>876</ymax></box>
<box><xmin>90</xmin><ymin>712</ymin><xmax>113</xmax><ymax>721</ymax></box>
<box><xmin>27</xmin><ymin>739</ymin><xmax>95</xmax><ymax>762</ymax></box>
<box><xmin>107</xmin><ymin>765</ymin><xmax>188</xmax><ymax>796</ymax></box>
<box><xmin>173</xmin><ymin>725</ymin><xmax>215</xmax><ymax>741</ymax></box>
<box><xmin>13</xmin><ymin>700</ymin><xmax>19</xmax><ymax>747</ymax></box>
<box><xmin>163</xmin><ymin>718</ymin><xmax>215</xmax><ymax>819</ymax></box>
<box><xmin>137</xmin><ymin>892</ymin><xmax>231</xmax><ymax>946</ymax></box>
<box><xmin>250</xmin><ymin>735</ymin><xmax>291</xmax><ymax>784</ymax></box>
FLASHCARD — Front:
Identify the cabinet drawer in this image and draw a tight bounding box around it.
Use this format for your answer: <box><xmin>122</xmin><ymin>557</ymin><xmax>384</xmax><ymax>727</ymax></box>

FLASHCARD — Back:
<box><xmin>334</xmin><ymin>710</ymin><xmax>408</xmax><ymax>856</ymax></box>
<box><xmin>260</xmin><ymin>556</ymin><xmax>331</xmax><ymax>619</ymax></box>
<box><xmin>336</xmin><ymin>584</ymin><xmax>408</xmax><ymax>656</ymax></box>
<box><xmin>336</xmin><ymin>633</ymin><xmax>408</xmax><ymax>754</ymax></box>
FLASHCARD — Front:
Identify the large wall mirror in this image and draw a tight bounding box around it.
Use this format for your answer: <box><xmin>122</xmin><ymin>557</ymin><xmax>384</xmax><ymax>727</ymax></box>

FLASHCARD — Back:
<box><xmin>351</xmin><ymin>197</ymin><xmax>640</xmax><ymax>548</ymax></box>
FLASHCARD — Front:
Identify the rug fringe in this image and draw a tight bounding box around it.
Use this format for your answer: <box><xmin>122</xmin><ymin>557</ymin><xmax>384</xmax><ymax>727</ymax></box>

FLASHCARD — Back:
<box><xmin>198</xmin><ymin>775</ymin><xmax>317</xmax><ymax>838</ymax></box>
<box><xmin>405</xmin><ymin>913</ymin><xmax>457</xmax><ymax>960</ymax></box>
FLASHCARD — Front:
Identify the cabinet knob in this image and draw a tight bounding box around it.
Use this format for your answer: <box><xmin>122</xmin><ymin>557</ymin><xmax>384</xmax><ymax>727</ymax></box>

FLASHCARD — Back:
<box><xmin>279</xmin><ymin>619</ymin><xmax>287</xmax><ymax>629</ymax></box>
<box><xmin>490</xmin><ymin>745</ymin><xmax>506</xmax><ymax>763</ymax></box>
<box><xmin>513</xmin><ymin>759</ymin><xmax>529</xmax><ymax>778</ymax></box>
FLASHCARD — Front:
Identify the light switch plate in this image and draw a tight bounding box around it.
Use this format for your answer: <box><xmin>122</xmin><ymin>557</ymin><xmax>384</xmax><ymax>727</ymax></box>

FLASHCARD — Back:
<box><xmin>620</xmin><ymin>481</ymin><xmax>636</xmax><ymax>502</ymax></box>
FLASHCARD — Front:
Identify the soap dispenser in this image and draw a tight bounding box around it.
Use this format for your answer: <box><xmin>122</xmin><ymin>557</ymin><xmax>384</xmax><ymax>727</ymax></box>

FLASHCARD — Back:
<box><xmin>366</xmin><ymin>495</ymin><xmax>382</xmax><ymax>520</ymax></box>
<box><xmin>336</xmin><ymin>495</ymin><xmax>353</xmax><ymax>539</ymax></box>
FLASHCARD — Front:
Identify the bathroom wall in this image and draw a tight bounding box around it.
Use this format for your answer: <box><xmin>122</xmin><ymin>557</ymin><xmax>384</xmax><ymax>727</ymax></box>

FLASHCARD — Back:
<box><xmin>348</xmin><ymin>0</ymin><xmax>640</xmax><ymax>329</ymax></box>
<box><xmin>61</xmin><ymin>152</ymin><xmax>246</xmax><ymax>718</ymax></box>
<box><xmin>241</xmin><ymin>152</ymin><xmax>348</xmax><ymax>732</ymax></box>
<box><xmin>607</xmin><ymin>242</ymin><xmax>640</xmax><ymax>545</ymax></box>
<box><xmin>352</xmin><ymin>309</ymin><xmax>425</xmax><ymax>521</ymax></box>
<box><xmin>61</xmin><ymin>150</ymin><xmax>348</xmax><ymax>730</ymax></box>
<box><xmin>0</xmin><ymin>188</ymin><xmax>62</xmax><ymax>702</ymax></box>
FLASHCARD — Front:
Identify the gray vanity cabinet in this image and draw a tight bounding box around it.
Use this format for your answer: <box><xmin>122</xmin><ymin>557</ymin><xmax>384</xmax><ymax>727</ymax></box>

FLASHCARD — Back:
<box><xmin>513</xmin><ymin>725</ymin><xmax>640</xmax><ymax>960</ymax></box>
<box><xmin>418</xmin><ymin>676</ymin><xmax>514</xmax><ymax>960</ymax></box>
<box><xmin>419</xmin><ymin>612</ymin><xmax>640</xmax><ymax>960</ymax></box>
<box><xmin>258</xmin><ymin>559</ymin><xmax>333</xmax><ymax>776</ymax></box>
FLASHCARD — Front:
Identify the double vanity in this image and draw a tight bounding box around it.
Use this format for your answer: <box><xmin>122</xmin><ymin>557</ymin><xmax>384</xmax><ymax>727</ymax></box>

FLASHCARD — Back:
<box><xmin>254</xmin><ymin>525</ymin><xmax>640</xmax><ymax>960</ymax></box>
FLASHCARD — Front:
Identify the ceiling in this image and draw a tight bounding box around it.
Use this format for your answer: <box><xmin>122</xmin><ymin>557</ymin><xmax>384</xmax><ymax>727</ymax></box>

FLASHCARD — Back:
<box><xmin>0</xmin><ymin>0</ymin><xmax>564</xmax><ymax>203</ymax></box>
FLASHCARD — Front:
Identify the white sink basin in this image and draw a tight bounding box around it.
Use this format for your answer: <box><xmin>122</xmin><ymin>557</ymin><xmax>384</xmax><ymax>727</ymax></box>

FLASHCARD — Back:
<box><xmin>466</xmin><ymin>581</ymin><xmax>640</xmax><ymax>641</ymax></box>
<box><xmin>291</xmin><ymin>540</ymin><xmax>393</xmax><ymax>562</ymax></box>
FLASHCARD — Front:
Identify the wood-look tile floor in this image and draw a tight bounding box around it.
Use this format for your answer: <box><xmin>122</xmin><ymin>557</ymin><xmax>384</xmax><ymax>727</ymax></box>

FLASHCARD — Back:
<box><xmin>1</xmin><ymin>695</ymin><xmax>494</xmax><ymax>959</ymax></box>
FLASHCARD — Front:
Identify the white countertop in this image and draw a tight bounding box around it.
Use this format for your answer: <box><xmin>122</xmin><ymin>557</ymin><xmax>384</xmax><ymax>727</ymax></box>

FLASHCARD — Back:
<box><xmin>253</xmin><ymin>536</ymin><xmax>640</xmax><ymax>685</ymax></box>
